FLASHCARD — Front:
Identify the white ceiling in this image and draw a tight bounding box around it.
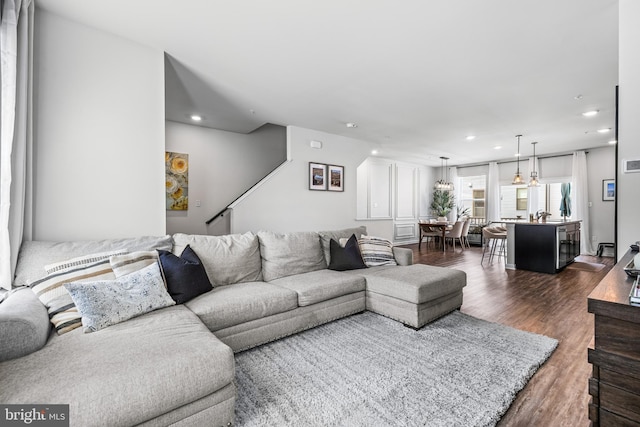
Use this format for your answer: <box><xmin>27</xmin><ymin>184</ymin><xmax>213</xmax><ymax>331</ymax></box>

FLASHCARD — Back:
<box><xmin>37</xmin><ymin>0</ymin><xmax>619</xmax><ymax>166</ymax></box>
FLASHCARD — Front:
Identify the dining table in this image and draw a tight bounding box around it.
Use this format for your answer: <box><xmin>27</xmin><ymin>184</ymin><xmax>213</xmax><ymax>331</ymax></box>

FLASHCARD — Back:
<box><xmin>418</xmin><ymin>222</ymin><xmax>452</xmax><ymax>252</ymax></box>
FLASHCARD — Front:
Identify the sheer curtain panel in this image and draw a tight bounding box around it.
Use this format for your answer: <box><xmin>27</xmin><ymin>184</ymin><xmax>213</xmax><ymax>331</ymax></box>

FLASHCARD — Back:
<box><xmin>571</xmin><ymin>151</ymin><xmax>594</xmax><ymax>255</ymax></box>
<box><xmin>527</xmin><ymin>156</ymin><xmax>540</xmax><ymax>218</ymax></box>
<box><xmin>486</xmin><ymin>162</ymin><xmax>500</xmax><ymax>223</ymax></box>
<box><xmin>1</xmin><ymin>0</ymin><xmax>34</xmax><ymax>290</ymax></box>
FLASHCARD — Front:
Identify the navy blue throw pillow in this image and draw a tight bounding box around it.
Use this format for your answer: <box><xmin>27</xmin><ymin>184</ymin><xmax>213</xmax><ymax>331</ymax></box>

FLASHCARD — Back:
<box><xmin>328</xmin><ymin>234</ymin><xmax>368</xmax><ymax>271</ymax></box>
<box><xmin>158</xmin><ymin>245</ymin><xmax>212</xmax><ymax>304</ymax></box>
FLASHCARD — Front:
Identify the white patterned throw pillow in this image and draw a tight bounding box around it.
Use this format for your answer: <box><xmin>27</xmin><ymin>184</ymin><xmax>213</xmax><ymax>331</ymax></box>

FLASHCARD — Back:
<box><xmin>357</xmin><ymin>235</ymin><xmax>397</xmax><ymax>267</ymax></box>
<box><xmin>64</xmin><ymin>262</ymin><xmax>175</xmax><ymax>333</ymax></box>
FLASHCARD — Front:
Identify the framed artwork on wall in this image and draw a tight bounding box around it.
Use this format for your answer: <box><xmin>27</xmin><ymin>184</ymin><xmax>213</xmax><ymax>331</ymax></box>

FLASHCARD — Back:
<box><xmin>602</xmin><ymin>179</ymin><xmax>615</xmax><ymax>201</ymax></box>
<box><xmin>166</xmin><ymin>152</ymin><xmax>189</xmax><ymax>210</ymax></box>
<box><xmin>328</xmin><ymin>164</ymin><xmax>344</xmax><ymax>192</ymax></box>
<box><xmin>309</xmin><ymin>162</ymin><xmax>327</xmax><ymax>190</ymax></box>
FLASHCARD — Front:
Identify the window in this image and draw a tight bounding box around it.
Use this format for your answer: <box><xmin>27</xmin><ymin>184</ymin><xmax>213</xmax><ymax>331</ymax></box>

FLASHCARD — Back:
<box><xmin>499</xmin><ymin>181</ymin><xmax>570</xmax><ymax>220</ymax></box>
<box><xmin>516</xmin><ymin>188</ymin><xmax>527</xmax><ymax>211</ymax></box>
<box><xmin>472</xmin><ymin>190</ymin><xmax>485</xmax><ymax>218</ymax></box>
<box><xmin>459</xmin><ymin>175</ymin><xmax>486</xmax><ymax>221</ymax></box>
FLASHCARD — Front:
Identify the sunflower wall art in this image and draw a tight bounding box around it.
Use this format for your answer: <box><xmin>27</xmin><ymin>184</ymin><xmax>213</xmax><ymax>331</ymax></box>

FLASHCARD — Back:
<box><xmin>166</xmin><ymin>152</ymin><xmax>189</xmax><ymax>210</ymax></box>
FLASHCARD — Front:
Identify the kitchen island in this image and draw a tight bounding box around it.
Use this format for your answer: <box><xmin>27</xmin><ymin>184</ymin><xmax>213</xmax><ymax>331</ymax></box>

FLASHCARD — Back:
<box><xmin>504</xmin><ymin>220</ymin><xmax>581</xmax><ymax>273</ymax></box>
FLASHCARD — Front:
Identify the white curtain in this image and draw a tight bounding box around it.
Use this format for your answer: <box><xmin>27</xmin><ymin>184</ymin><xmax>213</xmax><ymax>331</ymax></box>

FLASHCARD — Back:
<box><xmin>572</xmin><ymin>151</ymin><xmax>594</xmax><ymax>255</ymax></box>
<box><xmin>527</xmin><ymin>156</ymin><xmax>541</xmax><ymax>217</ymax></box>
<box><xmin>448</xmin><ymin>166</ymin><xmax>460</xmax><ymax>222</ymax></box>
<box><xmin>1</xmin><ymin>0</ymin><xmax>34</xmax><ymax>290</ymax></box>
<box><xmin>486</xmin><ymin>162</ymin><xmax>500</xmax><ymax>223</ymax></box>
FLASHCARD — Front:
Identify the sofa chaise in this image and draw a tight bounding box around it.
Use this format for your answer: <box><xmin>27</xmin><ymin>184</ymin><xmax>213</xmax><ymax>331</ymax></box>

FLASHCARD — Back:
<box><xmin>0</xmin><ymin>226</ymin><xmax>466</xmax><ymax>426</ymax></box>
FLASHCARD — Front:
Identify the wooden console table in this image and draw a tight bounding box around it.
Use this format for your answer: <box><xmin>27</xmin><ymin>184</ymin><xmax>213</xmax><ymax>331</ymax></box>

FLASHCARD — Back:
<box><xmin>588</xmin><ymin>249</ymin><xmax>640</xmax><ymax>426</ymax></box>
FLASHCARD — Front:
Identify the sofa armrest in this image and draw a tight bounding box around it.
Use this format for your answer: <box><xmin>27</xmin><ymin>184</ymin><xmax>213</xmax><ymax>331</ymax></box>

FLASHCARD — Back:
<box><xmin>0</xmin><ymin>288</ymin><xmax>50</xmax><ymax>362</ymax></box>
<box><xmin>392</xmin><ymin>247</ymin><xmax>413</xmax><ymax>266</ymax></box>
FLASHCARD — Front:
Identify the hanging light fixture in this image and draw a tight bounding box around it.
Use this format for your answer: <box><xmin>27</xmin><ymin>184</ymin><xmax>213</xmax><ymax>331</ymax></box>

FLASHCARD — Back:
<box><xmin>512</xmin><ymin>134</ymin><xmax>524</xmax><ymax>184</ymax></box>
<box><xmin>528</xmin><ymin>141</ymin><xmax>540</xmax><ymax>187</ymax></box>
<box><xmin>434</xmin><ymin>156</ymin><xmax>454</xmax><ymax>191</ymax></box>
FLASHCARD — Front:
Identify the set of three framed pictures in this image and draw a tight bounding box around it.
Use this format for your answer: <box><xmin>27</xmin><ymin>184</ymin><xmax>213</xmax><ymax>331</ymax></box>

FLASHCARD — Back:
<box><xmin>309</xmin><ymin>162</ymin><xmax>344</xmax><ymax>192</ymax></box>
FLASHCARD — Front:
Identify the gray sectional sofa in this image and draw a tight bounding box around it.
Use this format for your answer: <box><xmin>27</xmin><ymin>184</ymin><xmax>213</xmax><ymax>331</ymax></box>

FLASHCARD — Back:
<box><xmin>0</xmin><ymin>226</ymin><xmax>466</xmax><ymax>426</ymax></box>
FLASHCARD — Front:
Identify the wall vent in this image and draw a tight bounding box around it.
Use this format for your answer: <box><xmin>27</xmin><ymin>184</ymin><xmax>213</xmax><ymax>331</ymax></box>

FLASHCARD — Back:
<box><xmin>623</xmin><ymin>159</ymin><xmax>640</xmax><ymax>173</ymax></box>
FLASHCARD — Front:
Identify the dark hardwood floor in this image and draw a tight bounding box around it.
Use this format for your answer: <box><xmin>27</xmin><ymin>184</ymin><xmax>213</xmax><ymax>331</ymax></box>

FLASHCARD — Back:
<box><xmin>400</xmin><ymin>242</ymin><xmax>616</xmax><ymax>427</ymax></box>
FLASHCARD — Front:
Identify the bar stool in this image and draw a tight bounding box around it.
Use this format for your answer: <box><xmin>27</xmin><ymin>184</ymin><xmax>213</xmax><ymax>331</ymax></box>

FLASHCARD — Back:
<box><xmin>481</xmin><ymin>226</ymin><xmax>507</xmax><ymax>264</ymax></box>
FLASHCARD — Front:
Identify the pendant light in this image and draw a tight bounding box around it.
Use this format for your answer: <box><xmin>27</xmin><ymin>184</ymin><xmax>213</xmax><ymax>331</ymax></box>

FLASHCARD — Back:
<box><xmin>528</xmin><ymin>141</ymin><xmax>540</xmax><ymax>187</ymax></box>
<box><xmin>512</xmin><ymin>134</ymin><xmax>524</xmax><ymax>185</ymax></box>
<box><xmin>434</xmin><ymin>156</ymin><xmax>454</xmax><ymax>191</ymax></box>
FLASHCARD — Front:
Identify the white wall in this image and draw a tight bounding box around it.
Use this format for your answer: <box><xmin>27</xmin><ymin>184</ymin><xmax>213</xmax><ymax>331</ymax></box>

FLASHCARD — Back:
<box><xmin>618</xmin><ymin>0</ymin><xmax>640</xmax><ymax>257</ymax></box>
<box><xmin>232</xmin><ymin>126</ymin><xmax>394</xmax><ymax>238</ymax></box>
<box><xmin>33</xmin><ymin>10</ymin><xmax>165</xmax><ymax>241</ymax></box>
<box><xmin>586</xmin><ymin>147</ymin><xmax>616</xmax><ymax>250</ymax></box>
<box><xmin>165</xmin><ymin>121</ymin><xmax>286</xmax><ymax>235</ymax></box>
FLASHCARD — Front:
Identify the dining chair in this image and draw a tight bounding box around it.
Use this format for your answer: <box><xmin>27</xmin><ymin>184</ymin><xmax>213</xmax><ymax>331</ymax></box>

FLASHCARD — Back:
<box><xmin>444</xmin><ymin>220</ymin><xmax>465</xmax><ymax>251</ymax></box>
<box><xmin>418</xmin><ymin>222</ymin><xmax>441</xmax><ymax>250</ymax></box>
<box><xmin>460</xmin><ymin>218</ymin><xmax>472</xmax><ymax>248</ymax></box>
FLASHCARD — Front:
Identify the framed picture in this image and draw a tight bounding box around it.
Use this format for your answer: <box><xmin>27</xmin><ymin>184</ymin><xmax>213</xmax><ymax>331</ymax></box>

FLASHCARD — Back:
<box><xmin>166</xmin><ymin>152</ymin><xmax>189</xmax><ymax>210</ymax></box>
<box><xmin>327</xmin><ymin>164</ymin><xmax>344</xmax><ymax>192</ymax></box>
<box><xmin>309</xmin><ymin>162</ymin><xmax>327</xmax><ymax>190</ymax></box>
<box><xmin>602</xmin><ymin>179</ymin><xmax>615</xmax><ymax>201</ymax></box>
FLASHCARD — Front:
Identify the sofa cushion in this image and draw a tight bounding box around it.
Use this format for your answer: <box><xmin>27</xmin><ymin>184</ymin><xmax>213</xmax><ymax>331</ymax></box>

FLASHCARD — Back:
<box><xmin>0</xmin><ymin>305</ymin><xmax>235</xmax><ymax>427</ymax></box>
<box><xmin>358</xmin><ymin>235</ymin><xmax>397</xmax><ymax>267</ymax></box>
<box><xmin>158</xmin><ymin>245</ymin><xmax>213</xmax><ymax>304</ymax></box>
<box><xmin>351</xmin><ymin>264</ymin><xmax>466</xmax><ymax>304</ymax></box>
<box><xmin>185</xmin><ymin>281</ymin><xmax>298</xmax><ymax>332</ymax></box>
<box><xmin>0</xmin><ymin>288</ymin><xmax>50</xmax><ymax>362</ymax></box>
<box><xmin>30</xmin><ymin>257</ymin><xmax>118</xmax><ymax>335</ymax></box>
<box><xmin>172</xmin><ymin>232</ymin><xmax>262</xmax><ymax>285</ymax></box>
<box><xmin>14</xmin><ymin>235</ymin><xmax>173</xmax><ymax>288</ymax></box>
<box><xmin>258</xmin><ymin>231</ymin><xmax>327</xmax><ymax>281</ymax></box>
<box><xmin>318</xmin><ymin>226</ymin><xmax>367</xmax><ymax>265</ymax></box>
<box><xmin>328</xmin><ymin>235</ymin><xmax>368</xmax><ymax>271</ymax></box>
<box><xmin>270</xmin><ymin>269</ymin><xmax>366</xmax><ymax>306</ymax></box>
<box><xmin>64</xmin><ymin>262</ymin><xmax>175</xmax><ymax>332</ymax></box>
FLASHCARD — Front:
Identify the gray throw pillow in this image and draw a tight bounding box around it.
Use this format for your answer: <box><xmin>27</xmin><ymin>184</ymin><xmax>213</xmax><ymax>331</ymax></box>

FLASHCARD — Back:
<box><xmin>172</xmin><ymin>232</ymin><xmax>262</xmax><ymax>286</ymax></box>
<box><xmin>64</xmin><ymin>262</ymin><xmax>175</xmax><ymax>332</ymax></box>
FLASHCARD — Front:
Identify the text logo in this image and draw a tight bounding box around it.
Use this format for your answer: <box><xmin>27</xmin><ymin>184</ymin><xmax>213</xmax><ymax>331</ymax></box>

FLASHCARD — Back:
<box><xmin>0</xmin><ymin>405</ymin><xmax>69</xmax><ymax>426</ymax></box>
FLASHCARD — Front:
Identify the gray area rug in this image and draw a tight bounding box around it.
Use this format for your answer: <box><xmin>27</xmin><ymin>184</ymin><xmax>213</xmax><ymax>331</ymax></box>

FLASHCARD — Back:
<box><xmin>234</xmin><ymin>311</ymin><xmax>558</xmax><ymax>427</ymax></box>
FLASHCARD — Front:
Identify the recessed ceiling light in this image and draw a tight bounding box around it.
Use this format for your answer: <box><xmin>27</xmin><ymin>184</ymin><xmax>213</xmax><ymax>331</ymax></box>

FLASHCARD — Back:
<box><xmin>346</xmin><ymin>122</ymin><xmax>358</xmax><ymax>128</ymax></box>
<box><xmin>494</xmin><ymin>146</ymin><xmax>502</xmax><ymax>150</ymax></box>
<box><xmin>574</xmin><ymin>94</ymin><xmax>583</xmax><ymax>100</ymax></box>
<box><xmin>597</xmin><ymin>128</ymin><xmax>611</xmax><ymax>133</ymax></box>
<box><xmin>371</xmin><ymin>150</ymin><xmax>379</xmax><ymax>155</ymax></box>
<box><xmin>190</xmin><ymin>115</ymin><xmax>202</xmax><ymax>121</ymax></box>
<box><xmin>608</xmin><ymin>139</ymin><xmax>617</xmax><ymax>144</ymax></box>
<box><xmin>466</xmin><ymin>135</ymin><xmax>476</xmax><ymax>141</ymax></box>
<box><xmin>582</xmin><ymin>110</ymin><xmax>599</xmax><ymax>117</ymax></box>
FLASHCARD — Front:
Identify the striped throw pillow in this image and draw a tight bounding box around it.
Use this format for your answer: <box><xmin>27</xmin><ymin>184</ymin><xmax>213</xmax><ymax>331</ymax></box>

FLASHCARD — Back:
<box><xmin>44</xmin><ymin>249</ymin><xmax>128</xmax><ymax>275</ymax></box>
<box><xmin>110</xmin><ymin>251</ymin><xmax>160</xmax><ymax>278</ymax></box>
<box><xmin>31</xmin><ymin>251</ymin><xmax>126</xmax><ymax>334</ymax></box>
<box><xmin>357</xmin><ymin>235</ymin><xmax>397</xmax><ymax>267</ymax></box>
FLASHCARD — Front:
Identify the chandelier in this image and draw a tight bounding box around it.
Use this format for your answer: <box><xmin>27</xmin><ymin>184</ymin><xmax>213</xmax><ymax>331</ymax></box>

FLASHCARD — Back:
<box><xmin>512</xmin><ymin>134</ymin><xmax>524</xmax><ymax>184</ymax></box>
<box><xmin>434</xmin><ymin>156</ymin><xmax>454</xmax><ymax>191</ymax></box>
<box><xmin>528</xmin><ymin>141</ymin><xmax>540</xmax><ymax>187</ymax></box>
